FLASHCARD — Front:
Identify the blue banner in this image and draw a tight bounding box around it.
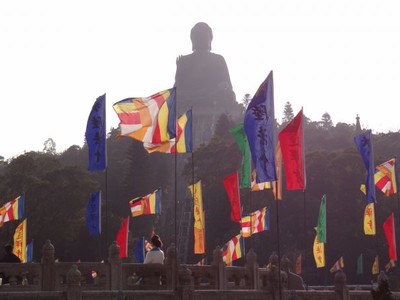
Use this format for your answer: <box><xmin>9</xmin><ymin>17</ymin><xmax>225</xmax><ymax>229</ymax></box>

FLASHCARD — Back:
<box><xmin>134</xmin><ymin>236</ymin><xmax>145</xmax><ymax>263</ymax></box>
<box><xmin>85</xmin><ymin>94</ymin><xmax>107</xmax><ymax>171</ymax></box>
<box><xmin>86</xmin><ymin>191</ymin><xmax>101</xmax><ymax>236</ymax></box>
<box><xmin>354</xmin><ymin>130</ymin><xmax>375</xmax><ymax>203</ymax></box>
<box><xmin>244</xmin><ymin>71</ymin><xmax>277</xmax><ymax>183</ymax></box>
<box><xmin>26</xmin><ymin>240</ymin><xmax>33</xmax><ymax>263</ymax></box>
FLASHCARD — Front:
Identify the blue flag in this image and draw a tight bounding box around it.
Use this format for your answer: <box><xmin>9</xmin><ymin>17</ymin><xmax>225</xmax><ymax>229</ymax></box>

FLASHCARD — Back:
<box><xmin>26</xmin><ymin>240</ymin><xmax>33</xmax><ymax>263</ymax></box>
<box><xmin>354</xmin><ymin>130</ymin><xmax>375</xmax><ymax>203</ymax></box>
<box><xmin>244</xmin><ymin>71</ymin><xmax>277</xmax><ymax>183</ymax></box>
<box><xmin>134</xmin><ymin>236</ymin><xmax>145</xmax><ymax>263</ymax></box>
<box><xmin>85</xmin><ymin>94</ymin><xmax>107</xmax><ymax>171</ymax></box>
<box><xmin>86</xmin><ymin>191</ymin><xmax>101</xmax><ymax>236</ymax></box>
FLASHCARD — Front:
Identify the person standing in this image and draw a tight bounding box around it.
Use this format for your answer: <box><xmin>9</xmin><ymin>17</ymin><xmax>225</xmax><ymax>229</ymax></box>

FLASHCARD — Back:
<box><xmin>144</xmin><ymin>235</ymin><xmax>164</xmax><ymax>264</ymax></box>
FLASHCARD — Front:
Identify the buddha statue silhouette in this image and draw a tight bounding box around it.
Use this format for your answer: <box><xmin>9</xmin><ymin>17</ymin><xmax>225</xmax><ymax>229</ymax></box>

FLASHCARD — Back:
<box><xmin>175</xmin><ymin>22</ymin><xmax>241</xmax><ymax>146</ymax></box>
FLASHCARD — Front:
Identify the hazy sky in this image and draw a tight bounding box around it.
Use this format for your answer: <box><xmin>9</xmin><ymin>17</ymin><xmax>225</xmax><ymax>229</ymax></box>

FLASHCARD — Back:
<box><xmin>1</xmin><ymin>1</ymin><xmax>400</xmax><ymax>160</ymax></box>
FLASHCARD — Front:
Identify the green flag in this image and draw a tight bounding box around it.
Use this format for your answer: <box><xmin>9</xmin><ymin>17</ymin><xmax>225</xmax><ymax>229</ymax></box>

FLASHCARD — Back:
<box><xmin>316</xmin><ymin>195</ymin><xmax>326</xmax><ymax>243</ymax></box>
<box><xmin>230</xmin><ymin>123</ymin><xmax>251</xmax><ymax>189</ymax></box>
<box><xmin>357</xmin><ymin>253</ymin><xmax>363</xmax><ymax>275</ymax></box>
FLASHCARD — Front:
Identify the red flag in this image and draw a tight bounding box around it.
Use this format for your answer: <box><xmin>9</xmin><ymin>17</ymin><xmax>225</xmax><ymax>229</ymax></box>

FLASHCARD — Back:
<box><xmin>116</xmin><ymin>217</ymin><xmax>129</xmax><ymax>258</ymax></box>
<box><xmin>383</xmin><ymin>213</ymin><xmax>397</xmax><ymax>261</ymax></box>
<box><xmin>223</xmin><ymin>172</ymin><xmax>241</xmax><ymax>222</ymax></box>
<box><xmin>278</xmin><ymin>109</ymin><xmax>305</xmax><ymax>190</ymax></box>
<box><xmin>295</xmin><ymin>254</ymin><xmax>302</xmax><ymax>275</ymax></box>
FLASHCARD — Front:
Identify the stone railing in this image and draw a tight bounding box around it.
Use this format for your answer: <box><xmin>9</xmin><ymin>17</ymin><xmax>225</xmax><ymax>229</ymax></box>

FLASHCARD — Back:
<box><xmin>1</xmin><ymin>240</ymin><xmax>398</xmax><ymax>300</ymax></box>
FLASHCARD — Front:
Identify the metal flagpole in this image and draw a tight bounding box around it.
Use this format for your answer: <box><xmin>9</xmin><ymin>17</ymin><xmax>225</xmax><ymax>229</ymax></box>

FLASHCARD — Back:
<box><xmin>275</xmin><ymin>181</ymin><xmax>282</xmax><ymax>300</ymax></box>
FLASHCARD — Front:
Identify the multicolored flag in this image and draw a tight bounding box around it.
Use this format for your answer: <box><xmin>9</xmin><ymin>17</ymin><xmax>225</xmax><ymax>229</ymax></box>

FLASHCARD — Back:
<box><xmin>189</xmin><ymin>181</ymin><xmax>205</xmax><ymax>254</ymax></box>
<box><xmin>223</xmin><ymin>172</ymin><xmax>241</xmax><ymax>223</ymax></box>
<box><xmin>383</xmin><ymin>213</ymin><xmax>397</xmax><ymax>262</ymax></box>
<box><xmin>230</xmin><ymin>123</ymin><xmax>251</xmax><ymax>189</ymax></box>
<box><xmin>295</xmin><ymin>254</ymin><xmax>302</xmax><ymax>275</ymax></box>
<box><xmin>86</xmin><ymin>191</ymin><xmax>101</xmax><ymax>237</ymax></box>
<box><xmin>222</xmin><ymin>234</ymin><xmax>245</xmax><ymax>265</ymax></box>
<box><xmin>129</xmin><ymin>188</ymin><xmax>161</xmax><ymax>217</ymax></box>
<box><xmin>244</xmin><ymin>71</ymin><xmax>277</xmax><ymax>183</ymax></box>
<box><xmin>251</xmin><ymin>207</ymin><xmax>270</xmax><ymax>234</ymax></box>
<box><xmin>26</xmin><ymin>240</ymin><xmax>33</xmax><ymax>263</ymax></box>
<box><xmin>313</xmin><ymin>230</ymin><xmax>325</xmax><ymax>268</ymax></box>
<box><xmin>13</xmin><ymin>219</ymin><xmax>27</xmax><ymax>263</ymax></box>
<box><xmin>134</xmin><ymin>236</ymin><xmax>145</xmax><ymax>263</ymax></box>
<box><xmin>354</xmin><ymin>130</ymin><xmax>375</xmax><ymax>203</ymax></box>
<box><xmin>240</xmin><ymin>214</ymin><xmax>251</xmax><ymax>237</ymax></box>
<box><xmin>330</xmin><ymin>256</ymin><xmax>344</xmax><ymax>273</ymax></box>
<box><xmin>0</xmin><ymin>194</ymin><xmax>25</xmax><ymax>227</ymax></box>
<box><xmin>357</xmin><ymin>254</ymin><xmax>363</xmax><ymax>275</ymax></box>
<box><xmin>372</xmin><ymin>256</ymin><xmax>379</xmax><ymax>275</ymax></box>
<box><xmin>316</xmin><ymin>195</ymin><xmax>326</xmax><ymax>243</ymax></box>
<box><xmin>278</xmin><ymin>109</ymin><xmax>305</xmax><ymax>190</ymax></box>
<box><xmin>85</xmin><ymin>94</ymin><xmax>107</xmax><ymax>171</ymax></box>
<box><xmin>375</xmin><ymin>158</ymin><xmax>398</xmax><ymax>196</ymax></box>
<box><xmin>116</xmin><ymin>217</ymin><xmax>129</xmax><ymax>258</ymax></box>
<box><xmin>364</xmin><ymin>203</ymin><xmax>376</xmax><ymax>235</ymax></box>
<box><xmin>113</xmin><ymin>88</ymin><xmax>176</xmax><ymax>144</ymax></box>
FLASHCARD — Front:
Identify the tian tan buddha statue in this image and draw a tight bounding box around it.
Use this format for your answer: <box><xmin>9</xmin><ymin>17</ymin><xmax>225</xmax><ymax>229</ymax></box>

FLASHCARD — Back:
<box><xmin>174</xmin><ymin>22</ymin><xmax>242</xmax><ymax>146</ymax></box>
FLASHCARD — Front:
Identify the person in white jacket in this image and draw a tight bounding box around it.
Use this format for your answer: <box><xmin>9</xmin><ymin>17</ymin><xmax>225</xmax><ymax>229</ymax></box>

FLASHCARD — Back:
<box><xmin>144</xmin><ymin>235</ymin><xmax>164</xmax><ymax>264</ymax></box>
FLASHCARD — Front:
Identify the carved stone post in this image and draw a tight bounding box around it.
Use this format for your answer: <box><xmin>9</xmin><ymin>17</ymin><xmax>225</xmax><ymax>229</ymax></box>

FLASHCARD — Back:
<box><xmin>41</xmin><ymin>240</ymin><xmax>56</xmax><ymax>291</ymax></box>
<box><xmin>164</xmin><ymin>243</ymin><xmax>180</xmax><ymax>290</ymax></box>
<box><xmin>211</xmin><ymin>246</ymin><xmax>226</xmax><ymax>290</ymax></box>
<box><xmin>334</xmin><ymin>269</ymin><xmax>349</xmax><ymax>300</ymax></box>
<box><xmin>245</xmin><ymin>248</ymin><xmax>259</xmax><ymax>289</ymax></box>
<box><xmin>66</xmin><ymin>264</ymin><xmax>82</xmax><ymax>300</ymax></box>
<box><xmin>108</xmin><ymin>241</ymin><xmax>122</xmax><ymax>290</ymax></box>
<box><xmin>178</xmin><ymin>265</ymin><xmax>194</xmax><ymax>300</ymax></box>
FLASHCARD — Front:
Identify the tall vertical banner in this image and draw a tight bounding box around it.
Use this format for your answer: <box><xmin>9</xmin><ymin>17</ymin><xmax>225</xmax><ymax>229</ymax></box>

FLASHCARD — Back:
<box><xmin>85</xmin><ymin>94</ymin><xmax>107</xmax><ymax>171</ymax></box>
<box><xmin>273</xmin><ymin>142</ymin><xmax>283</xmax><ymax>200</ymax></box>
<box><xmin>86</xmin><ymin>191</ymin><xmax>101</xmax><ymax>237</ymax></box>
<box><xmin>244</xmin><ymin>71</ymin><xmax>277</xmax><ymax>183</ymax></box>
<box><xmin>383</xmin><ymin>213</ymin><xmax>397</xmax><ymax>262</ymax></box>
<box><xmin>313</xmin><ymin>230</ymin><xmax>325</xmax><ymax>268</ymax></box>
<box><xmin>354</xmin><ymin>130</ymin><xmax>375</xmax><ymax>203</ymax></box>
<box><xmin>26</xmin><ymin>240</ymin><xmax>33</xmax><ymax>263</ymax></box>
<box><xmin>13</xmin><ymin>219</ymin><xmax>27</xmax><ymax>263</ymax></box>
<box><xmin>134</xmin><ymin>237</ymin><xmax>145</xmax><ymax>263</ymax></box>
<box><xmin>116</xmin><ymin>217</ymin><xmax>129</xmax><ymax>258</ymax></box>
<box><xmin>372</xmin><ymin>256</ymin><xmax>379</xmax><ymax>275</ymax></box>
<box><xmin>278</xmin><ymin>109</ymin><xmax>305</xmax><ymax>190</ymax></box>
<box><xmin>230</xmin><ymin>123</ymin><xmax>251</xmax><ymax>189</ymax></box>
<box><xmin>364</xmin><ymin>203</ymin><xmax>376</xmax><ymax>235</ymax></box>
<box><xmin>223</xmin><ymin>172</ymin><xmax>242</xmax><ymax>223</ymax></box>
<box><xmin>189</xmin><ymin>181</ymin><xmax>205</xmax><ymax>254</ymax></box>
<box><xmin>316</xmin><ymin>195</ymin><xmax>326</xmax><ymax>243</ymax></box>
<box><xmin>357</xmin><ymin>254</ymin><xmax>363</xmax><ymax>275</ymax></box>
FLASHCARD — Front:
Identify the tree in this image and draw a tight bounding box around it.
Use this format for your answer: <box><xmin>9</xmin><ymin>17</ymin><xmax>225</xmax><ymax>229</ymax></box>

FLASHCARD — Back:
<box><xmin>320</xmin><ymin>112</ymin><xmax>333</xmax><ymax>129</ymax></box>
<box><xmin>282</xmin><ymin>101</ymin><xmax>294</xmax><ymax>124</ymax></box>
<box><xmin>43</xmin><ymin>138</ymin><xmax>57</xmax><ymax>154</ymax></box>
<box><xmin>240</xmin><ymin>93</ymin><xmax>252</xmax><ymax>109</ymax></box>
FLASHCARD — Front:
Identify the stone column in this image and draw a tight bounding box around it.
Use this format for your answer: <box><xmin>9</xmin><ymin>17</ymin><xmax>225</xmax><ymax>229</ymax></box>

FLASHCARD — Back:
<box><xmin>245</xmin><ymin>248</ymin><xmax>259</xmax><ymax>290</ymax></box>
<box><xmin>211</xmin><ymin>246</ymin><xmax>226</xmax><ymax>290</ymax></box>
<box><xmin>178</xmin><ymin>265</ymin><xmax>194</xmax><ymax>300</ymax></box>
<box><xmin>164</xmin><ymin>243</ymin><xmax>180</xmax><ymax>290</ymax></box>
<box><xmin>108</xmin><ymin>241</ymin><xmax>122</xmax><ymax>290</ymax></box>
<box><xmin>41</xmin><ymin>240</ymin><xmax>56</xmax><ymax>291</ymax></box>
<box><xmin>334</xmin><ymin>269</ymin><xmax>349</xmax><ymax>300</ymax></box>
<box><xmin>66</xmin><ymin>264</ymin><xmax>82</xmax><ymax>300</ymax></box>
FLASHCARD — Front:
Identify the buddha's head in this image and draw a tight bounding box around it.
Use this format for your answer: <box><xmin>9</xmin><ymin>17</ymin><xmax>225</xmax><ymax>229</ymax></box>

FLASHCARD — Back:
<box><xmin>191</xmin><ymin>22</ymin><xmax>213</xmax><ymax>52</ymax></box>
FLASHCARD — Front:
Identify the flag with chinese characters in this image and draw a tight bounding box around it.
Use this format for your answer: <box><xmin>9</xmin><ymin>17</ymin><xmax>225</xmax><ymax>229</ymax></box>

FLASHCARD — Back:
<box><xmin>113</xmin><ymin>88</ymin><xmax>176</xmax><ymax>144</ymax></box>
<box><xmin>0</xmin><ymin>194</ymin><xmax>25</xmax><ymax>227</ymax></box>
<box><xmin>330</xmin><ymin>256</ymin><xmax>344</xmax><ymax>273</ymax></box>
<box><xmin>223</xmin><ymin>172</ymin><xmax>241</xmax><ymax>223</ymax></box>
<box><xmin>383</xmin><ymin>213</ymin><xmax>397</xmax><ymax>262</ymax></box>
<box><xmin>354</xmin><ymin>130</ymin><xmax>375</xmax><ymax>203</ymax></box>
<box><xmin>278</xmin><ymin>109</ymin><xmax>305</xmax><ymax>190</ymax></box>
<box><xmin>116</xmin><ymin>217</ymin><xmax>129</xmax><ymax>258</ymax></box>
<box><xmin>129</xmin><ymin>188</ymin><xmax>161</xmax><ymax>217</ymax></box>
<box><xmin>85</xmin><ymin>94</ymin><xmax>107</xmax><ymax>171</ymax></box>
<box><xmin>222</xmin><ymin>234</ymin><xmax>245</xmax><ymax>265</ymax></box>
<box><xmin>244</xmin><ymin>71</ymin><xmax>277</xmax><ymax>183</ymax></box>
<box><xmin>313</xmin><ymin>231</ymin><xmax>325</xmax><ymax>268</ymax></box>
<box><xmin>364</xmin><ymin>203</ymin><xmax>376</xmax><ymax>235</ymax></box>
<box><xmin>375</xmin><ymin>158</ymin><xmax>397</xmax><ymax>196</ymax></box>
<box><xmin>86</xmin><ymin>191</ymin><xmax>101</xmax><ymax>237</ymax></box>
<box><xmin>230</xmin><ymin>123</ymin><xmax>251</xmax><ymax>189</ymax></box>
<box><xmin>13</xmin><ymin>219</ymin><xmax>27</xmax><ymax>263</ymax></box>
<box><xmin>189</xmin><ymin>181</ymin><xmax>205</xmax><ymax>254</ymax></box>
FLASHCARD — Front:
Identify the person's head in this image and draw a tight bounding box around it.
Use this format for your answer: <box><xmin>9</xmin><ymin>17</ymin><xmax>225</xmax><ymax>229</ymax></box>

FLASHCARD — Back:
<box><xmin>4</xmin><ymin>244</ymin><xmax>13</xmax><ymax>254</ymax></box>
<box><xmin>191</xmin><ymin>22</ymin><xmax>213</xmax><ymax>52</ymax></box>
<box><xmin>150</xmin><ymin>235</ymin><xmax>163</xmax><ymax>248</ymax></box>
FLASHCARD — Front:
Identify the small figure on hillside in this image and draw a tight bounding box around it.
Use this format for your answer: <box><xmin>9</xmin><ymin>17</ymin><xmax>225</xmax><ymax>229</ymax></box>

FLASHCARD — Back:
<box><xmin>371</xmin><ymin>271</ymin><xmax>394</xmax><ymax>300</ymax></box>
<box><xmin>144</xmin><ymin>235</ymin><xmax>164</xmax><ymax>264</ymax></box>
<box><xmin>0</xmin><ymin>244</ymin><xmax>21</xmax><ymax>263</ymax></box>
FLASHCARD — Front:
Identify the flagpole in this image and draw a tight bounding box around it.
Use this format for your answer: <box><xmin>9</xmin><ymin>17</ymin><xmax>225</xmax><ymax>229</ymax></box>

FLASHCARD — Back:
<box><xmin>303</xmin><ymin>189</ymin><xmax>307</xmax><ymax>287</ymax></box>
<box><xmin>275</xmin><ymin>181</ymin><xmax>282</xmax><ymax>300</ymax></box>
<box><xmin>105</xmin><ymin>168</ymin><xmax>108</xmax><ymax>261</ymax></box>
<box><xmin>174</xmin><ymin>89</ymin><xmax>178</xmax><ymax>249</ymax></box>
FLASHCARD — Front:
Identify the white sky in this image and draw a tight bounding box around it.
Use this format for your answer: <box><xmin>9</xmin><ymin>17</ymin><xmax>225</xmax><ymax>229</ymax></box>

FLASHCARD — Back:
<box><xmin>1</xmin><ymin>0</ymin><xmax>400</xmax><ymax>160</ymax></box>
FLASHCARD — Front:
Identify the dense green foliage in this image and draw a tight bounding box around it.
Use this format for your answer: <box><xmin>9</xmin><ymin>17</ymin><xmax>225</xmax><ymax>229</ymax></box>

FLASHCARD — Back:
<box><xmin>0</xmin><ymin>111</ymin><xmax>399</xmax><ymax>286</ymax></box>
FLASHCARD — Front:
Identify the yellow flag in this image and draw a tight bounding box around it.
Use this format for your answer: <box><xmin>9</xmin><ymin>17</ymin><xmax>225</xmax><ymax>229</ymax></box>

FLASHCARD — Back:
<box><xmin>313</xmin><ymin>232</ymin><xmax>325</xmax><ymax>268</ymax></box>
<box><xmin>360</xmin><ymin>184</ymin><xmax>366</xmax><ymax>195</ymax></box>
<box><xmin>13</xmin><ymin>219</ymin><xmax>27</xmax><ymax>263</ymax></box>
<box><xmin>189</xmin><ymin>181</ymin><xmax>205</xmax><ymax>254</ymax></box>
<box><xmin>273</xmin><ymin>142</ymin><xmax>282</xmax><ymax>200</ymax></box>
<box><xmin>372</xmin><ymin>256</ymin><xmax>379</xmax><ymax>275</ymax></box>
<box><xmin>364</xmin><ymin>203</ymin><xmax>376</xmax><ymax>235</ymax></box>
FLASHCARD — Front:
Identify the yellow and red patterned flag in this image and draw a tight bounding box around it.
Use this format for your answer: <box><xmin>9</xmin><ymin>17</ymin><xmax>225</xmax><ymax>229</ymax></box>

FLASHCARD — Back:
<box><xmin>313</xmin><ymin>230</ymin><xmax>325</xmax><ymax>268</ymax></box>
<box><xmin>13</xmin><ymin>219</ymin><xmax>27</xmax><ymax>263</ymax></box>
<box><xmin>364</xmin><ymin>203</ymin><xmax>376</xmax><ymax>235</ymax></box>
<box><xmin>189</xmin><ymin>181</ymin><xmax>205</xmax><ymax>254</ymax></box>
